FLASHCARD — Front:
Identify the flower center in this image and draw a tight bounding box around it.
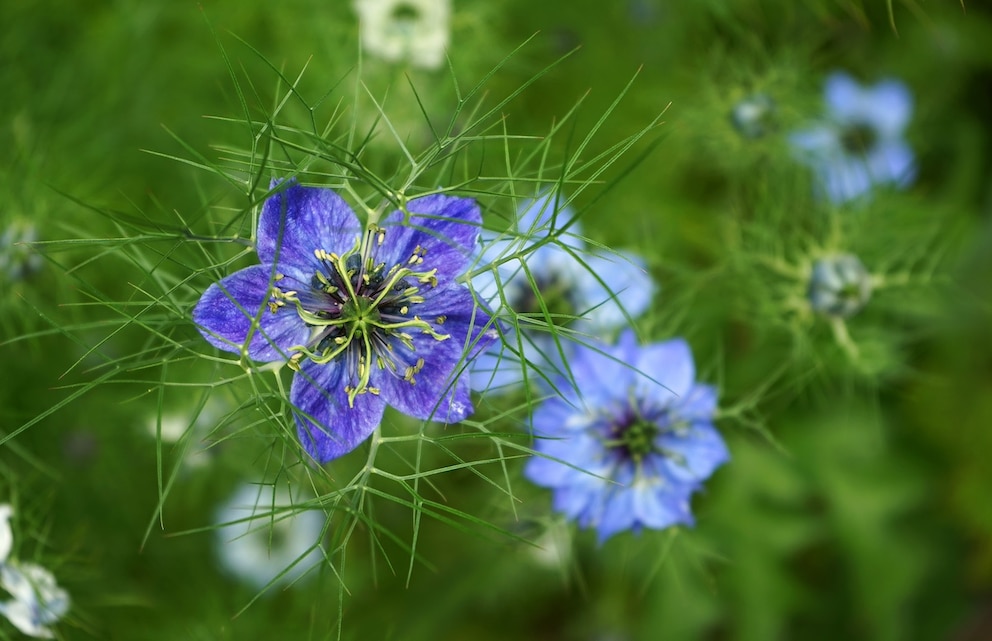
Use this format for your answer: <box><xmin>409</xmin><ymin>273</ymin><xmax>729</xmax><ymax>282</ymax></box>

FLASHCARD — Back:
<box><xmin>269</xmin><ymin>225</ymin><xmax>448</xmax><ymax>407</ymax></box>
<box><xmin>840</xmin><ymin>122</ymin><xmax>877</xmax><ymax>155</ymax></box>
<box><xmin>513</xmin><ymin>273</ymin><xmax>576</xmax><ymax>324</ymax></box>
<box><xmin>391</xmin><ymin>3</ymin><xmax>420</xmax><ymax>23</ymax></box>
<box><xmin>606</xmin><ymin>417</ymin><xmax>659</xmax><ymax>463</ymax></box>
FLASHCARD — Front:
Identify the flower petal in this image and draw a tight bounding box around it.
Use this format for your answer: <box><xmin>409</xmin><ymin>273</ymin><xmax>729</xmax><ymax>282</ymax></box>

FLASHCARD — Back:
<box><xmin>379</xmin><ymin>195</ymin><xmax>482</xmax><ymax>287</ymax></box>
<box><xmin>631</xmin><ymin>477</ymin><xmax>693</xmax><ymax>530</ymax></box>
<box><xmin>193</xmin><ymin>265</ymin><xmax>311</xmax><ymax>362</ymax></box>
<box><xmin>863</xmin><ymin>79</ymin><xmax>913</xmax><ymax>137</ymax></box>
<box><xmin>823</xmin><ymin>71</ymin><xmax>864</xmax><ymax>122</ymax></box>
<box><xmin>656</xmin><ymin>422</ymin><xmax>730</xmax><ymax>484</ymax></box>
<box><xmin>256</xmin><ymin>180</ymin><xmax>363</xmax><ymax>279</ymax></box>
<box><xmin>633</xmin><ymin>336</ymin><xmax>696</xmax><ymax>400</ymax></box>
<box><xmin>573</xmin><ymin>250</ymin><xmax>655</xmax><ymax>332</ymax></box>
<box><xmin>373</xmin><ymin>332</ymin><xmax>475</xmax><ymax>424</ymax></box>
<box><xmin>290</xmin><ymin>359</ymin><xmax>386</xmax><ymax>462</ymax></box>
<box><xmin>868</xmin><ymin>141</ymin><xmax>916</xmax><ymax>187</ymax></box>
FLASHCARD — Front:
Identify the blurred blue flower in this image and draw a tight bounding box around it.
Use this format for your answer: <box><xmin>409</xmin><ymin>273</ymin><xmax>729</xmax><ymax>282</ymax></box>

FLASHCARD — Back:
<box><xmin>808</xmin><ymin>254</ymin><xmax>873</xmax><ymax>318</ymax></box>
<box><xmin>193</xmin><ymin>180</ymin><xmax>495</xmax><ymax>463</ymax></box>
<box><xmin>524</xmin><ymin>331</ymin><xmax>729</xmax><ymax>543</ymax></box>
<box><xmin>471</xmin><ymin>194</ymin><xmax>655</xmax><ymax>392</ymax></box>
<box><xmin>790</xmin><ymin>72</ymin><xmax>915</xmax><ymax>203</ymax></box>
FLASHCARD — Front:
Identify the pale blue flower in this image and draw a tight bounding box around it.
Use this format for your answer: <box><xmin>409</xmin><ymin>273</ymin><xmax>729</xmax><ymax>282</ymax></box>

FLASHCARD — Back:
<box><xmin>471</xmin><ymin>194</ymin><xmax>655</xmax><ymax>391</ymax></box>
<box><xmin>524</xmin><ymin>331</ymin><xmax>729</xmax><ymax>543</ymax></box>
<box><xmin>790</xmin><ymin>72</ymin><xmax>914</xmax><ymax>203</ymax></box>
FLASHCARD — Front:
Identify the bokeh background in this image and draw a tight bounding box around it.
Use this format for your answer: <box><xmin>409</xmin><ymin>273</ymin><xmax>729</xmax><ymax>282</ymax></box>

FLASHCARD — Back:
<box><xmin>2</xmin><ymin>1</ymin><xmax>992</xmax><ymax>639</ymax></box>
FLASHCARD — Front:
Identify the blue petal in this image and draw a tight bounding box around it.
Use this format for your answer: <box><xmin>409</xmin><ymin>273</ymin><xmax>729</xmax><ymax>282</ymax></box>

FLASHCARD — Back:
<box><xmin>655</xmin><ymin>421</ymin><xmax>730</xmax><ymax>485</ymax></box>
<box><xmin>193</xmin><ymin>265</ymin><xmax>311</xmax><ymax>362</ymax></box>
<box><xmin>821</xmin><ymin>156</ymin><xmax>873</xmax><ymax>203</ymax></box>
<box><xmin>373</xmin><ymin>337</ymin><xmax>475</xmax><ymax>424</ymax></box>
<box><xmin>633</xmin><ymin>336</ymin><xmax>696</xmax><ymax>400</ymax></box>
<box><xmin>469</xmin><ymin>332</ymin><xmax>528</xmax><ymax>392</ymax></box>
<box><xmin>676</xmin><ymin>383</ymin><xmax>718</xmax><ymax>421</ymax></box>
<box><xmin>291</xmin><ymin>359</ymin><xmax>386</xmax><ymax>462</ymax></box>
<box><xmin>789</xmin><ymin>126</ymin><xmax>841</xmax><ymax>155</ymax></box>
<box><xmin>573</xmin><ymin>250</ymin><xmax>655</xmax><ymax>332</ymax></box>
<box><xmin>823</xmin><ymin>71</ymin><xmax>864</xmax><ymax>122</ymax></box>
<box><xmin>596</xmin><ymin>479</ymin><xmax>638</xmax><ymax>543</ymax></box>
<box><xmin>630</xmin><ymin>476</ymin><xmax>694</xmax><ymax>530</ymax></box>
<box><xmin>525</xmin><ymin>430</ymin><xmax>605</xmax><ymax>488</ymax></box>
<box><xmin>372</xmin><ymin>284</ymin><xmax>490</xmax><ymax>424</ymax></box>
<box><xmin>517</xmin><ymin>193</ymin><xmax>583</xmax><ymax>241</ymax></box>
<box><xmin>256</xmin><ymin>180</ymin><xmax>363</xmax><ymax>280</ymax></box>
<box><xmin>868</xmin><ymin>141</ymin><xmax>916</xmax><ymax>187</ymax></box>
<box><xmin>379</xmin><ymin>195</ymin><xmax>482</xmax><ymax>288</ymax></box>
<box><xmin>862</xmin><ymin>79</ymin><xmax>913</xmax><ymax>137</ymax></box>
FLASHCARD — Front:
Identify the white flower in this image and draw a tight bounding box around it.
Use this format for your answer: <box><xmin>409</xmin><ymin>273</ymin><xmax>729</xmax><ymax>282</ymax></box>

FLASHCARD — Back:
<box><xmin>0</xmin><ymin>220</ymin><xmax>43</xmax><ymax>282</ymax></box>
<box><xmin>353</xmin><ymin>0</ymin><xmax>451</xmax><ymax>69</ymax></box>
<box><xmin>0</xmin><ymin>562</ymin><xmax>70</xmax><ymax>639</ymax></box>
<box><xmin>0</xmin><ymin>505</ymin><xmax>12</xmax><ymax>564</ymax></box>
<box><xmin>214</xmin><ymin>482</ymin><xmax>326</xmax><ymax>590</ymax></box>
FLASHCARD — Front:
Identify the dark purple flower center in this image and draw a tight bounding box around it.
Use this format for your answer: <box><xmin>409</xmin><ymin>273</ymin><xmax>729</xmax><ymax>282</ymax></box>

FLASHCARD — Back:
<box><xmin>610</xmin><ymin>418</ymin><xmax>659</xmax><ymax>462</ymax></box>
<box><xmin>269</xmin><ymin>225</ymin><xmax>448</xmax><ymax>406</ymax></box>
<box><xmin>512</xmin><ymin>273</ymin><xmax>576</xmax><ymax>323</ymax></box>
<box><xmin>840</xmin><ymin>121</ymin><xmax>877</xmax><ymax>155</ymax></box>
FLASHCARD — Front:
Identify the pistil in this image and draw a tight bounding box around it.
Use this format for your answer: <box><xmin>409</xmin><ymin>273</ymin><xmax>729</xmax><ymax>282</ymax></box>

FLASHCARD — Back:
<box><xmin>272</xmin><ymin>224</ymin><xmax>452</xmax><ymax>407</ymax></box>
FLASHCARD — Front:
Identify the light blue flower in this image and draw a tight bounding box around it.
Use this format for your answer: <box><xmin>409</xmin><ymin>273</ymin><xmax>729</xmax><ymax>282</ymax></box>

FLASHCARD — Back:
<box><xmin>471</xmin><ymin>194</ymin><xmax>655</xmax><ymax>392</ymax></box>
<box><xmin>524</xmin><ymin>331</ymin><xmax>729</xmax><ymax>543</ymax></box>
<box><xmin>193</xmin><ymin>180</ymin><xmax>495</xmax><ymax>462</ymax></box>
<box><xmin>790</xmin><ymin>72</ymin><xmax>914</xmax><ymax>203</ymax></box>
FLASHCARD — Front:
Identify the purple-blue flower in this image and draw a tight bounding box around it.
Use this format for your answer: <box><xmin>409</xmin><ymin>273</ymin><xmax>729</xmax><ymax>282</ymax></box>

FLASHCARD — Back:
<box><xmin>524</xmin><ymin>330</ymin><xmax>729</xmax><ymax>543</ymax></box>
<box><xmin>790</xmin><ymin>72</ymin><xmax>914</xmax><ymax>203</ymax></box>
<box><xmin>471</xmin><ymin>194</ymin><xmax>655</xmax><ymax>391</ymax></box>
<box><xmin>193</xmin><ymin>180</ymin><xmax>494</xmax><ymax>463</ymax></box>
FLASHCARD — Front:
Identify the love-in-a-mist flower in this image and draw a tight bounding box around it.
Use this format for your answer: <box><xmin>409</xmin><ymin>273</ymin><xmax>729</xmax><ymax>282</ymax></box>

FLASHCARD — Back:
<box><xmin>353</xmin><ymin>0</ymin><xmax>451</xmax><ymax>69</ymax></box>
<box><xmin>0</xmin><ymin>506</ymin><xmax>69</xmax><ymax>639</ymax></box>
<box><xmin>0</xmin><ymin>562</ymin><xmax>70</xmax><ymax>639</ymax></box>
<box><xmin>471</xmin><ymin>194</ymin><xmax>655</xmax><ymax>391</ymax></box>
<box><xmin>790</xmin><ymin>72</ymin><xmax>914</xmax><ymax>203</ymax></box>
<box><xmin>193</xmin><ymin>180</ymin><xmax>494</xmax><ymax>463</ymax></box>
<box><xmin>214</xmin><ymin>482</ymin><xmax>325</xmax><ymax>590</ymax></box>
<box><xmin>524</xmin><ymin>331</ymin><xmax>729</xmax><ymax>543</ymax></box>
<box><xmin>808</xmin><ymin>254</ymin><xmax>873</xmax><ymax>318</ymax></box>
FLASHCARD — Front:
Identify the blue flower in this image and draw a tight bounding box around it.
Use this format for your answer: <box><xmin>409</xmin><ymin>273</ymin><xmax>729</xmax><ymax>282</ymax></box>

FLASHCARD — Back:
<box><xmin>471</xmin><ymin>194</ymin><xmax>655</xmax><ymax>391</ymax></box>
<box><xmin>790</xmin><ymin>72</ymin><xmax>914</xmax><ymax>203</ymax></box>
<box><xmin>193</xmin><ymin>180</ymin><xmax>495</xmax><ymax>463</ymax></box>
<box><xmin>524</xmin><ymin>331</ymin><xmax>729</xmax><ymax>543</ymax></box>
